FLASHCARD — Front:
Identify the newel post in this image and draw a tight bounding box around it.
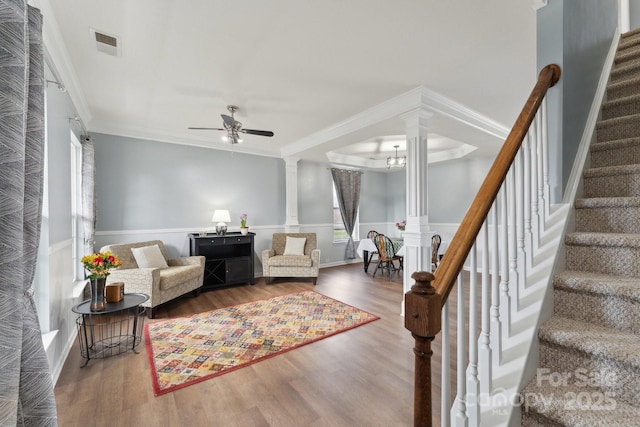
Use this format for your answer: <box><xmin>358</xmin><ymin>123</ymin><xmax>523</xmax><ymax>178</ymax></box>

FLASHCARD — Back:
<box><xmin>404</xmin><ymin>271</ymin><xmax>442</xmax><ymax>427</ymax></box>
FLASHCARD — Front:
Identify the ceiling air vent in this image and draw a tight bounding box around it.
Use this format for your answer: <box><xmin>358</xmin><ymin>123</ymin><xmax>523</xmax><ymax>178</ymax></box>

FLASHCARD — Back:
<box><xmin>91</xmin><ymin>29</ymin><xmax>120</xmax><ymax>56</ymax></box>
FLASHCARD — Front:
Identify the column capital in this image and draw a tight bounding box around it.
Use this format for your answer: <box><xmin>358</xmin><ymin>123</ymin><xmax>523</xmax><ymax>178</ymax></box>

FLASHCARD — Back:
<box><xmin>284</xmin><ymin>156</ymin><xmax>300</xmax><ymax>167</ymax></box>
<box><xmin>400</xmin><ymin>107</ymin><xmax>434</xmax><ymax>124</ymax></box>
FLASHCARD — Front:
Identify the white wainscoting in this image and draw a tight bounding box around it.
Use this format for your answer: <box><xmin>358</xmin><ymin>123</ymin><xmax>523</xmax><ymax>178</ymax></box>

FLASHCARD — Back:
<box><xmin>45</xmin><ymin>239</ymin><xmax>86</xmax><ymax>385</ymax></box>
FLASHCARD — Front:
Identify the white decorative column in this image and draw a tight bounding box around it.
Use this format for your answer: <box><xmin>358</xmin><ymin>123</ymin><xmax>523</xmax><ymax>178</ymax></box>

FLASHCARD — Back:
<box><xmin>284</xmin><ymin>157</ymin><xmax>300</xmax><ymax>232</ymax></box>
<box><xmin>401</xmin><ymin>108</ymin><xmax>433</xmax><ymax>297</ymax></box>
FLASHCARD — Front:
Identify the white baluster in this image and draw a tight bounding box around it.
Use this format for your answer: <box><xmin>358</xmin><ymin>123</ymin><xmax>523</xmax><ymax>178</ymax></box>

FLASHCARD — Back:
<box><xmin>536</xmin><ymin>110</ymin><xmax>546</xmax><ymax>235</ymax></box>
<box><xmin>515</xmin><ymin>149</ymin><xmax>527</xmax><ymax>296</ymax></box>
<box><xmin>529</xmin><ymin>122</ymin><xmax>540</xmax><ymax>248</ymax></box>
<box><xmin>507</xmin><ymin>164</ymin><xmax>520</xmax><ymax>318</ymax></box>
<box><xmin>478</xmin><ymin>222</ymin><xmax>492</xmax><ymax>395</ymax></box>
<box><xmin>442</xmin><ymin>300</ymin><xmax>451</xmax><ymax>427</ymax></box>
<box><xmin>522</xmin><ymin>136</ymin><xmax>534</xmax><ymax>279</ymax></box>
<box><xmin>490</xmin><ymin>204</ymin><xmax>502</xmax><ymax>368</ymax></box>
<box><xmin>499</xmin><ymin>184</ymin><xmax>511</xmax><ymax>340</ymax></box>
<box><xmin>541</xmin><ymin>98</ymin><xmax>551</xmax><ymax>220</ymax></box>
<box><xmin>466</xmin><ymin>244</ymin><xmax>480</xmax><ymax>426</ymax></box>
<box><xmin>452</xmin><ymin>273</ymin><xmax>468</xmax><ymax>426</ymax></box>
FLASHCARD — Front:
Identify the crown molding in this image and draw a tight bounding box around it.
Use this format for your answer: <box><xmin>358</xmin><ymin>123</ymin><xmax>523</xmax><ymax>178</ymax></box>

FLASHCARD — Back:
<box><xmin>281</xmin><ymin>85</ymin><xmax>509</xmax><ymax>158</ymax></box>
<box><xmin>325</xmin><ymin>142</ymin><xmax>478</xmax><ymax>169</ymax></box>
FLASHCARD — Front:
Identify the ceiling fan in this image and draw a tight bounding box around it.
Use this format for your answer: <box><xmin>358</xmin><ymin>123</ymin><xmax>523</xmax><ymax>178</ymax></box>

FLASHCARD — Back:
<box><xmin>188</xmin><ymin>105</ymin><xmax>274</xmax><ymax>144</ymax></box>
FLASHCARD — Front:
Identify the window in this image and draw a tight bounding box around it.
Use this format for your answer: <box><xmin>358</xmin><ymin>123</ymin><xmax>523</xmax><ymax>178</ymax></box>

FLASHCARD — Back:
<box><xmin>332</xmin><ymin>184</ymin><xmax>359</xmax><ymax>242</ymax></box>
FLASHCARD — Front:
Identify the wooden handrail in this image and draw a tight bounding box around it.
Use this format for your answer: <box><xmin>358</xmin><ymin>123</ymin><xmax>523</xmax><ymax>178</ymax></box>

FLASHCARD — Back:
<box><xmin>434</xmin><ymin>63</ymin><xmax>560</xmax><ymax>304</ymax></box>
<box><xmin>404</xmin><ymin>64</ymin><xmax>561</xmax><ymax>427</ymax></box>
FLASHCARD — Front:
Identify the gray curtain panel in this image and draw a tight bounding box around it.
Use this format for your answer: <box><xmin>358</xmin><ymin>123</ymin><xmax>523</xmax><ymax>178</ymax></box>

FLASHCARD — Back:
<box><xmin>81</xmin><ymin>136</ymin><xmax>96</xmax><ymax>255</ymax></box>
<box><xmin>0</xmin><ymin>1</ymin><xmax>58</xmax><ymax>425</ymax></box>
<box><xmin>331</xmin><ymin>168</ymin><xmax>362</xmax><ymax>259</ymax></box>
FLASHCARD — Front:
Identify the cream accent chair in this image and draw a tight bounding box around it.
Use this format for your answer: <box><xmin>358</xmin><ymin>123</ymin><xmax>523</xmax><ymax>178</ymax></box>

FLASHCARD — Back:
<box><xmin>262</xmin><ymin>233</ymin><xmax>320</xmax><ymax>285</ymax></box>
<box><xmin>100</xmin><ymin>240</ymin><xmax>205</xmax><ymax>318</ymax></box>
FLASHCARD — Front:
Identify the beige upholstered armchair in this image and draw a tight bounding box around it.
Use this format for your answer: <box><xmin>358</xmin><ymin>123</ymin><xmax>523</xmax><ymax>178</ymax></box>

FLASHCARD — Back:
<box><xmin>100</xmin><ymin>240</ymin><xmax>205</xmax><ymax>318</ymax></box>
<box><xmin>262</xmin><ymin>233</ymin><xmax>320</xmax><ymax>285</ymax></box>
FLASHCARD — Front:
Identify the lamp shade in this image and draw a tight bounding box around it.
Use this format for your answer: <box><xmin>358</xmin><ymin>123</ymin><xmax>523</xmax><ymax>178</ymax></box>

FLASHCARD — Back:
<box><xmin>211</xmin><ymin>210</ymin><xmax>231</xmax><ymax>223</ymax></box>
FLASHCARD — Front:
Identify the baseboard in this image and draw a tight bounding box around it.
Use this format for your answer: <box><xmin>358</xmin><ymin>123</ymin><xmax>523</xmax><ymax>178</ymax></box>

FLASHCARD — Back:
<box><xmin>563</xmin><ymin>28</ymin><xmax>621</xmax><ymax>203</ymax></box>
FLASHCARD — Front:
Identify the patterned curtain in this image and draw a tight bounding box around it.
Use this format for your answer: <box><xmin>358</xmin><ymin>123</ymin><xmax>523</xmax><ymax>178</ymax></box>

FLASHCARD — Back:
<box><xmin>81</xmin><ymin>136</ymin><xmax>96</xmax><ymax>255</ymax></box>
<box><xmin>331</xmin><ymin>168</ymin><xmax>362</xmax><ymax>259</ymax></box>
<box><xmin>0</xmin><ymin>1</ymin><xmax>58</xmax><ymax>425</ymax></box>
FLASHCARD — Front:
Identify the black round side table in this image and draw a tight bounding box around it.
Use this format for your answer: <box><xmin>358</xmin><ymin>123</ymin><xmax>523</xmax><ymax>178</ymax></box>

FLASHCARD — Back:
<box><xmin>72</xmin><ymin>293</ymin><xmax>149</xmax><ymax>367</ymax></box>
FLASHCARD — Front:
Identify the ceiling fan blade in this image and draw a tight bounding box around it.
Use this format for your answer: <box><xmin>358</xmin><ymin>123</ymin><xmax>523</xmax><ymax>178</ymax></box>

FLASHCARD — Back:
<box><xmin>241</xmin><ymin>129</ymin><xmax>274</xmax><ymax>137</ymax></box>
<box><xmin>221</xmin><ymin>114</ymin><xmax>236</xmax><ymax>127</ymax></box>
<box><xmin>188</xmin><ymin>127</ymin><xmax>226</xmax><ymax>131</ymax></box>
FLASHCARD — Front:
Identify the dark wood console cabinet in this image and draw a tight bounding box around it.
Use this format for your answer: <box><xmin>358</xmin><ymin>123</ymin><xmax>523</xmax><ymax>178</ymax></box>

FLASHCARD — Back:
<box><xmin>189</xmin><ymin>232</ymin><xmax>255</xmax><ymax>289</ymax></box>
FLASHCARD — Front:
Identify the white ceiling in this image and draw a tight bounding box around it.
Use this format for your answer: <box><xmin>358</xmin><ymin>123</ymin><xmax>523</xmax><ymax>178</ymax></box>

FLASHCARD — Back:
<box><xmin>38</xmin><ymin>0</ymin><xmax>537</xmax><ymax>168</ymax></box>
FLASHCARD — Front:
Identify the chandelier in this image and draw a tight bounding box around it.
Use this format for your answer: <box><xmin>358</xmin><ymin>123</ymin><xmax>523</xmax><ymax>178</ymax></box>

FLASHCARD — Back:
<box><xmin>387</xmin><ymin>145</ymin><xmax>406</xmax><ymax>169</ymax></box>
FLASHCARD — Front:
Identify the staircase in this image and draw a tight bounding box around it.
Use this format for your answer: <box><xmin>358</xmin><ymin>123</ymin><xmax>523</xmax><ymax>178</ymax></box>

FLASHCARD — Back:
<box><xmin>521</xmin><ymin>28</ymin><xmax>640</xmax><ymax>426</ymax></box>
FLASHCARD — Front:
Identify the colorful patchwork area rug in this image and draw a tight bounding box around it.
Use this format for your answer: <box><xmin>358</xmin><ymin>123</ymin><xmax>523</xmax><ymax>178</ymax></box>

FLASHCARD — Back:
<box><xmin>144</xmin><ymin>290</ymin><xmax>379</xmax><ymax>395</ymax></box>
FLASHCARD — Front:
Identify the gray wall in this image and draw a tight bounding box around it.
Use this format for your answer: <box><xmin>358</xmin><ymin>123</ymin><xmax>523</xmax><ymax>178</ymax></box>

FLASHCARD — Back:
<box><xmin>538</xmin><ymin>0</ymin><xmax>618</xmax><ymax>201</ymax></box>
<box><xmin>428</xmin><ymin>156</ymin><xmax>494</xmax><ymax>223</ymax></box>
<box><xmin>298</xmin><ymin>161</ymin><xmax>333</xmax><ymax>225</ymax></box>
<box><xmin>297</xmin><ymin>161</ymin><xmax>392</xmax><ymax>226</ymax></box>
<box><xmin>93</xmin><ymin>134</ymin><xmax>285</xmax><ymax>231</ymax></box>
<box><xmin>631</xmin><ymin>0</ymin><xmax>640</xmax><ymax>30</ymax></box>
<box><xmin>385</xmin><ymin>171</ymin><xmax>406</xmax><ymax>224</ymax></box>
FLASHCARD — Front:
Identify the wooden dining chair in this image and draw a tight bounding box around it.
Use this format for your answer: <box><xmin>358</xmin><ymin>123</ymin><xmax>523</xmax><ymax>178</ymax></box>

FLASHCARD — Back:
<box><xmin>372</xmin><ymin>234</ymin><xmax>401</xmax><ymax>281</ymax></box>
<box><xmin>366</xmin><ymin>230</ymin><xmax>379</xmax><ymax>265</ymax></box>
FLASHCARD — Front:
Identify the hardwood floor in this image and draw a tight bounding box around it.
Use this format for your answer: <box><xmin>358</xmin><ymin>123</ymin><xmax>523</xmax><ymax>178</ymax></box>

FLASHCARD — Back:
<box><xmin>54</xmin><ymin>263</ymin><xmax>452</xmax><ymax>426</ymax></box>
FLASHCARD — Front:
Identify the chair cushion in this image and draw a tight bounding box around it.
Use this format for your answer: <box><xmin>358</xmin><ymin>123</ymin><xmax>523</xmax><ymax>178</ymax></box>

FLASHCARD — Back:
<box><xmin>159</xmin><ymin>265</ymin><xmax>202</xmax><ymax>290</ymax></box>
<box><xmin>283</xmin><ymin>236</ymin><xmax>307</xmax><ymax>255</ymax></box>
<box><xmin>267</xmin><ymin>255</ymin><xmax>313</xmax><ymax>267</ymax></box>
<box><xmin>131</xmin><ymin>244</ymin><xmax>168</xmax><ymax>269</ymax></box>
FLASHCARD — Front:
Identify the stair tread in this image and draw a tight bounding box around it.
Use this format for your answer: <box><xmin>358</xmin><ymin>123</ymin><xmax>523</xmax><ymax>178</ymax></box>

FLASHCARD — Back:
<box><xmin>596</xmin><ymin>114</ymin><xmax>640</xmax><ymax>129</ymax></box>
<box><xmin>622</xmin><ymin>27</ymin><xmax>640</xmax><ymax>40</ymax></box>
<box><xmin>521</xmin><ymin>382</ymin><xmax>640</xmax><ymax>426</ymax></box>
<box><xmin>554</xmin><ymin>270</ymin><xmax>640</xmax><ymax>302</ymax></box>
<box><xmin>584</xmin><ymin>163</ymin><xmax>640</xmax><ymax>178</ymax></box>
<box><xmin>607</xmin><ymin>75</ymin><xmax>640</xmax><ymax>90</ymax></box>
<box><xmin>566</xmin><ymin>231</ymin><xmax>640</xmax><ymax>247</ymax></box>
<box><xmin>591</xmin><ymin>136</ymin><xmax>640</xmax><ymax>151</ymax></box>
<box><xmin>602</xmin><ymin>93</ymin><xmax>640</xmax><ymax>109</ymax></box>
<box><xmin>611</xmin><ymin>59</ymin><xmax>640</xmax><ymax>75</ymax></box>
<box><xmin>615</xmin><ymin>48</ymin><xmax>640</xmax><ymax>64</ymax></box>
<box><xmin>575</xmin><ymin>196</ymin><xmax>640</xmax><ymax>208</ymax></box>
<box><xmin>539</xmin><ymin>316</ymin><xmax>640</xmax><ymax>369</ymax></box>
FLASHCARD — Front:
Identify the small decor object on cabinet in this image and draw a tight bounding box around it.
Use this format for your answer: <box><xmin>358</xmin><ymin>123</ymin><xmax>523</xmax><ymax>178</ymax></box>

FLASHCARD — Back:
<box><xmin>81</xmin><ymin>251</ymin><xmax>123</xmax><ymax>311</ymax></box>
<box><xmin>395</xmin><ymin>220</ymin><xmax>406</xmax><ymax>231</ymax></box>
<box><xmin>240</xmin><ymin>213</ymin><xmax>249</xmax><ymax>235</ymax></box>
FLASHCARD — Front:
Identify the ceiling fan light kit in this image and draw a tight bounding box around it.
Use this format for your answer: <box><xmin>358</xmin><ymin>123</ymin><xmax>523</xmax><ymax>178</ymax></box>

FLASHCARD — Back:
<box><xmin>188</xmin><ymin>105</ymin><xmax>274</xmax><ymax>144</ymax></box>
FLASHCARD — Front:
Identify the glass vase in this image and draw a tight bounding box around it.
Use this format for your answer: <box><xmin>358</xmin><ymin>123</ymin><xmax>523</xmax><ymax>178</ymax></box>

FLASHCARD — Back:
<box><xmin>90</xmin><ymin>277</ymin><xmax>106</xmax><ymax>312</ymax></box>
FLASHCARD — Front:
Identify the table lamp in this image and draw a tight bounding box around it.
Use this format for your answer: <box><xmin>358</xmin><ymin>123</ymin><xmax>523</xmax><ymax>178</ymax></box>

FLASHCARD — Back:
<box><xmin>212</xmin><ymin>210</ymin><xmax>231</xmax><ymax>235</ymax></box>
